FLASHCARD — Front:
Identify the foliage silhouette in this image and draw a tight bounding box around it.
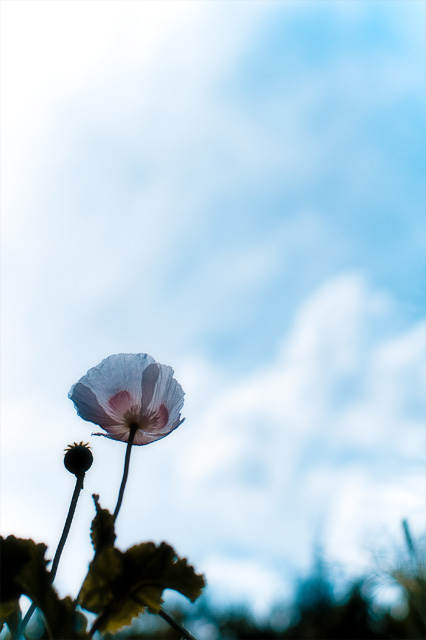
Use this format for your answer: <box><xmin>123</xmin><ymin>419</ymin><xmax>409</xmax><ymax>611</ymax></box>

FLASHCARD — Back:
<box><xmin>0</xmin><ymin>536</ymin><xmax>88</xmax><ymax>639</ymax></box>
<box><xmin>0</xmin><ymin>502</ymin><xmax>205</xmax><ymax>639</ymax></box>
<box><xmin>100</xmin><ymin>525</ymin><xmax>425</xmax><ymax>640</ymax></box>
<box><xmin>80</xmin><ymin>497</ymin><xmax>205</xmax><ymax>635</ymax></box>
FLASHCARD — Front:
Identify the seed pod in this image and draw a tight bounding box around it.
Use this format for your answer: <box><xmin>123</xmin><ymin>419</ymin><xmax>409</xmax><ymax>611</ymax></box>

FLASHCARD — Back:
<box><xmin>64</xmin><ymin>442</ymin><xmax>93</xmax><ymax>476</ymax></box>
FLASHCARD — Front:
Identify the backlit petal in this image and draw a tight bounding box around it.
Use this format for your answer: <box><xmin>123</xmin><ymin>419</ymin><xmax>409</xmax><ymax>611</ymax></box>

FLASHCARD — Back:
<box><xmin>69</xmin><ymin>383</ymin><xmax>118</xmax><ymax>427</ymax></box>
<box><xmin>69</xmin><ymin>353</ymin><xmax>185</xmax><ymax>445</ymax></box>
<box><xmin>72</xmin><ymin>353</ymin><xmax>155</xmax><ymax>413</ymax></box>
<box><xmin>142</xmin><ymin>364</ymin><xmax>184</xmax><ymax>429</ymax></box>
<box><xmin>140</xmin><ymin>363</ymin><xmax>161</xmax><ymax>416</ymax></box>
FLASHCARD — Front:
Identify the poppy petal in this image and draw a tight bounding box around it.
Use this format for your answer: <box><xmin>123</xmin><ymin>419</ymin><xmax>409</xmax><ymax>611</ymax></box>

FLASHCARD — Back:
<box><xmin>70</xmin><ymin>353</ymin><xmax>185</xmax><ymax>445</ymax></box>
<box><xmin>73</xmin><ymin>353</ymin><xmax>156</xmax><ymax>412</ymax></box>
<box><xmin>140</xmin><ymin>363</ymin><xmax>161</xmax><ymax>416</ymax></box>
<box><xmin>69</xmin><ymin>383</ymin><xmax>118</xmax><ymax>427</ymax></box>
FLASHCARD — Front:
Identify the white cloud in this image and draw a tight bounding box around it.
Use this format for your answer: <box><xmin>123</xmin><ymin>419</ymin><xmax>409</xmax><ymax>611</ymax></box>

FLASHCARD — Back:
<box><xmin>1</xmin><ymin>0</ymin><xmax>424</xmax><ymax>616</ymax></box>
<box><xmin>171</xmin><ymin>274</ymin><xmax>425</xmax><ymax>604</ymax></box>
<box><xmin>0</xmin><ymin>271</ymin><xmax>423</xmax><ymax>612</ymax></box>
<box><xmin>201</xmin><ymin>555</ymin><xmax>288</xmax><ymax>617</ymax></box>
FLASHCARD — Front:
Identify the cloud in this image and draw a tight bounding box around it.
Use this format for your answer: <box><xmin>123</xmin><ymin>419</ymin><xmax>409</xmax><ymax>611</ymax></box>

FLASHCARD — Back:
<box><xmin>2</xmin><ymin>0</ymin><xmax>423</xmax><ymax>376</ymax></box>
<box><xmin>1</xmin><ymin>0</ymin><xmax>424</xmax><ymax>615</ymax></box>
<box><xmin>169</xmin><ymin>274</ymin><xmax>425</xmax><ymax>602</ymax></box>
<box><xmin>1</xmin><ymin>271</ymin><xmax>424</xmax><ymax>612</ymax></box>
<box><xmin>201</xmin><ymin>555</ymin><xmax>287</xmax><ymax>617</ymax></box>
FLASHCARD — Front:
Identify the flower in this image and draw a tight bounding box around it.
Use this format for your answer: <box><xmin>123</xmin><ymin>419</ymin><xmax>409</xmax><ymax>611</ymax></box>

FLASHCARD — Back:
<box><xmin>69</xmin><ymin>354</ymin><xmax>185</xmax><ymax>445</ymax></box>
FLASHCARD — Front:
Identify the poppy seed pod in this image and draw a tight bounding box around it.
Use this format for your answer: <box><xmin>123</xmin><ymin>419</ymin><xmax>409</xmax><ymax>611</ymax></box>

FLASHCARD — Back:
<box><xmin>64</xmin><ymin>442</ymin><xmax>93</xmax><ymax>476</ymax></box>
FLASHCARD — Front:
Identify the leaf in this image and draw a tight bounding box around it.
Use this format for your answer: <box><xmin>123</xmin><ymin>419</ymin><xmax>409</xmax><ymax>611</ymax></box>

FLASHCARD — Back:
<box><xmin>0</xmin><ymin>536</ymin><xmax>89</xmax><ymax>639</ymax></box>
<box><xmin>78</xmin><ymin>547</ymin><xmax>123</xmax><ymax>613</ymax></box>
<box><xmin>0</xmin><ymin>600</ymin><xmax>21</xmax><ymax>637</ymax></box>
<box><xmin>90</xmin><ymin>494</ymin><xmax>116</xmax><ymax>553</ymax></box>
<box><xmin>0</xmin><ymin>600</ymin><xmax>20</xmax><ymax>622</ymax></box>
<box><xmin>0</xmin><ymin>536</ymin><xmax>48</xmax><ymax>603</ymax></box>
<box><xmin>79</xmin><ymin>541</ymin><xmax>206</xmax><ymax>634</ymax></box>
<box><xmin>125</xmin><ymin>542</ymin><xmax>206</xmax><ymax>607</ymax></box>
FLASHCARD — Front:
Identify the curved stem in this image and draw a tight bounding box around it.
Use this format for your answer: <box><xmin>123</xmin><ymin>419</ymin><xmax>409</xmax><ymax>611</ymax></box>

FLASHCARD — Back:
<box><xmin>91</xmin><ymin>431</ymin><xmax>199</xmax><ymax>640</ymax></box>
<box><xmin>50</xmin><ymin>473</ymin><xmax>85</xmax><ymax>580</ymax></box>
<box><xmin>113</xmin><ymin>426</ymin><xmax>137</xmax><ymax>521</ymax></box>
<box><xmin>90</xmin><ymin>606</ymin><xmax>198</xmax><ymax>640</ymax></box>
<box><xmin>20</xmin><ymin>472</ymin><xmax>85</xmax><ymax>634</ymax></box>
<box><xmin>158</xmin><ymin>607</ymin><xmax>198</xmax><ymax>640</ymax></box>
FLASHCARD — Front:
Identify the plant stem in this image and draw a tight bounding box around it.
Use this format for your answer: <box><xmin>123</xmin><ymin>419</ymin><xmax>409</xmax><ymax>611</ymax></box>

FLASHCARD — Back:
<box><xmin>51</xmin><ymin>473</ymin><xmax>85</xmax><ymax>580</ymax></box>
<box><xmin>90</xmin><ymin>605</ymin><xmax>198</xmax><ymax>640</ymax></box>
<box><xmin>158</xmin><ymin>607</ymin><xmax>198</xmax><ymax>640</ymax></box>
<box><xmin>108</xmin><ymin>428</ymin><xmax>199</xmax><ymax>640</ymax></box>
<box><xmin>20</xmin><ymin>472</ymin><xmax>85</xmax><ymax>634</ymax></box>
<box><xmin>113</xmin><ymin>426</ymin><xmax>137</xmax><ymax>521</ymax></box>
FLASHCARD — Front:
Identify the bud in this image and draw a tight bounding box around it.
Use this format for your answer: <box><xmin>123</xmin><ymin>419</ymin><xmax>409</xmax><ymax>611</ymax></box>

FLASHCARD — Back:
<box><xmin>64</xmin><ymin>442</ymin><xmax>93</xmax><ymax>476</ymax></box>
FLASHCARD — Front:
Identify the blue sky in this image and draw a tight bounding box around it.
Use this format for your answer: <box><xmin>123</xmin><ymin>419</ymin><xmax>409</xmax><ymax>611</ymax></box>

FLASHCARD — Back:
<box><xmin>1</xmin><ymin>0</ymin><xmax>425</xmax><ymax>618</ymax></box>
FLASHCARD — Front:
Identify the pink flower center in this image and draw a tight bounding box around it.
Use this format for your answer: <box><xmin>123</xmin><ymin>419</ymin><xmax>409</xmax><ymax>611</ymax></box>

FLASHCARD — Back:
<box><xmin>107</xmin><ymin>391</ymin><xmax>169</xmax><ymax>431</ymax></box>
<box><xmin>140</xmin><ymin>403</ymin><xmax>169</xmax><ymax>431</ymax></box>
<box><xmin>108</xmin><ymin>390</ymin><xmax>132</xmax><ymax>413</ymax></box>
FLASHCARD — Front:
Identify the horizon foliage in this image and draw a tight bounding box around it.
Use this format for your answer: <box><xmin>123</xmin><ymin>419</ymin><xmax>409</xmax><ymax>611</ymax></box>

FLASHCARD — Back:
<box><xmin>98</xmin><ymin>523</ymin><xmax>425</xmax><ymax>640</ymax></box>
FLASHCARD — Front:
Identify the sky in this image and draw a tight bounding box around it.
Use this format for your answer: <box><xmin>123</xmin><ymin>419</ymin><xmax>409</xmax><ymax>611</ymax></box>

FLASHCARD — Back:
<box><xmin>1</xmin><ymin>0</ymin><xmax>425</xmax><ymax>620</ymax></box>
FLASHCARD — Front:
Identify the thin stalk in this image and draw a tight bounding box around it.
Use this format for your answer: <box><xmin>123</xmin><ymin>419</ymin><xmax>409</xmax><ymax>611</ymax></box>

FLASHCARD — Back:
<box><xmin>50</xmin><ymin>473</ymin><xmax>85</xmax><ymax>580</ymax></box>
<box><xmin>20</xmin><ymin>472</ymin><xmax>85</xmax><ymax>634</ymax></box>
<box><xmin>110</xmin><ymin>428</ymin><xmax>199</xmax><ymax>640</ymax></box>
<box><xmin>158</xmin><ymin>607</ymin><xmax>198</xmax><ymax>640</ymax></box>
<box><xmin>113</xmin><ymin>426</ymin><xmax>137</xmax><ymax>520</ymax></box>
<box><xmin>89</xmin><ymin>606</ymin><xmax>198</xmax><ymax>640</ymax></box>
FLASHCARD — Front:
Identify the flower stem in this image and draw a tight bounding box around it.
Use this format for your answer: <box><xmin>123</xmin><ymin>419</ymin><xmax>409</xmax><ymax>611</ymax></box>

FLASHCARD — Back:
<box><xmin>110</xmin><ymin>428</ymin><xmax>199</xmax><ymax>640</ymax></box>
<box><xmin>20</xmin><ymin>472</ymin><xmax>85</xmax><ymax>634</ymax></box>
<box><xmin>113</xmin><ymin>426</ymin><xmax>137</xmax><ymax>521</ymax></box>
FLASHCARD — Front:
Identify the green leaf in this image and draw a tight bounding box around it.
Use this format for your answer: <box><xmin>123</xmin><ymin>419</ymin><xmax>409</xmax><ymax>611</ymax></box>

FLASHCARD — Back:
<box><xmin>79</xmin><ymin>541</ymin><xmax>205</xmax><ymax>634</ymax></box>
<box><xmin>0</xmin><ymin>536</ymin><xmax>48</xmax><ymax>604</ymax></box>
<box><xmin>0</xmin><ymin>536</ymin><xmax>89</xmax><ymax>639</ymax></box>
<box><xmin>125</xmin><ymin>542</ymin><xmax>206</xmax><ymax>607</ymax></box>
<box><xmin>90</xmin><ymin>494</ymin><xmax>116</xmax><ymax>553</ymax></box>
<box><xmin>0</xmin><ymin>600</ymin><xmax>21</xmax><ymax>637</ymax></box>
<box><xmin>38</xmin><ymin>595</ymin><xmax>89</xmax><ymax>640</ymax></box>
<box><xmin>0</xmin><ymin>600</ymin><xmax>20</xmax><ymax>621</ymax></box>
<box><xmin>78</xmin><ymin>547</ymin><xmax>123</xmax><ymax>614</ymax></box>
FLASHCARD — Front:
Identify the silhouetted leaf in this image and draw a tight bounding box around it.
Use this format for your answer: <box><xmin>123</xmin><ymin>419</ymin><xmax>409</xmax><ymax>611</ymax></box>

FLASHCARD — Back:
<box><xmin>79</xmin><ymin>541</ymin><xmax>205</xmax><ymax>634</ymax></box>
<box><xmin>0</xmin><ymin>600</ymin><xmax>21</xmax><ymax>637</ymax></box>
<box><xmin>37</xmin><ymin>593</ymin><xmax>90</xmax><ymax>639</ymax></box>
<box><xmin>125</xmin><ymin>542</ymin><xmax>206</xmax><ymax>607</ymax></box>
<box><xmin>78</xmin><ymin>547</ymin><xmax>123</xmax><ymax>613</ymax></box>
<box><xmin>90</xmin><ymin>494</ymin><xmax>116</xmax><ymax>553</ymax></box>
<box><xmin>0</xmin><ymin>536</ymin><xmax>48</xmax><ymax>603</ymax></box>
<box><xmin>0</xmin><ymin>536</ymin><xmax>89</xmax><ymax>639</ymax></box>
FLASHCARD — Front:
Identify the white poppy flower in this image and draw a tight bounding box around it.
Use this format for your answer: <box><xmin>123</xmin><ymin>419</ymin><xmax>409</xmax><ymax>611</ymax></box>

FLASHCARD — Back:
<box><xmin>69</xmin><ymin>354</ymin><xmax>185</xmax><ymax>445</ymax></box>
